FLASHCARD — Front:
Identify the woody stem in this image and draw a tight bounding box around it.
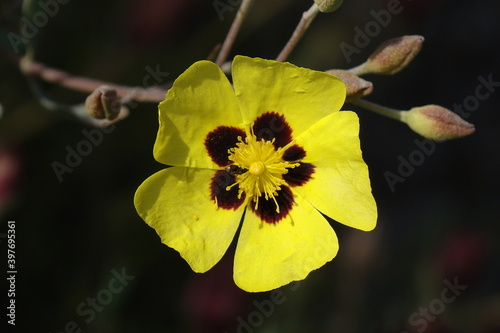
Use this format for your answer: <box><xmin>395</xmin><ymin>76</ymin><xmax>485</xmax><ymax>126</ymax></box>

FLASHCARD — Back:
<box><xmin>276</xmin><ymin>4</ymin><xmax>320</xmax><ymax>62</ymax></box>
<box><xmin>215</xmin><ymin>0</ymin><xmax>255</xmax><ymax>67</ymax></box>
<box><xmin>19</xmin><ymin>57</ymin><xmax>167</xmax><ymax>102</ymax></box>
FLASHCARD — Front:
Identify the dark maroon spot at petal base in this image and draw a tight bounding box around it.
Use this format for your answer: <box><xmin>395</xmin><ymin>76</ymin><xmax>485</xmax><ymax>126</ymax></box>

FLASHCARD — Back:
<box><xmin>205</xmin><ymin>126</ymin><xmax>246</xmax><ymax>167</ymax></box>
<box><xmin>283</xmin><ymin>144</ymin><xmax>306</xmax><ymax>161</ymax></box>
<box><xmin>210</xmin><ymin>170</ymin><xmax>245</xmax><ymax>210</ymax></box>
<box><xmin>283</xmin><ymin>163</ymin><xmax>315</xmax><ymax>187</ymax></box>
<box><xmin>225</xmin><ymin>165</ymin><xmax>246</xmax><ymax>175</ymax></box>
<box><xmin>251</xmin><ymin>186</ymin><xmax>294</xmax><ymax>224</ymax></box>
<box><xmin>253</xmin><ymin>112</ymin><xmax>292</xmax><ymax>148</ymax></box>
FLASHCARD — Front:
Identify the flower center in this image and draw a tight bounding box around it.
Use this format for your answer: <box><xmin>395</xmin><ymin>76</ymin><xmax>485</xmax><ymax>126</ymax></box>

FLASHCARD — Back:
<box><xmin>226</xmin><ymin>131</ymin><xmax>299</xmax><ymax>212</ymax></box>
<box><xmin>249</xmin><ymin>161</ymin><xmax>265</xmax><ymax>175</ymax></box>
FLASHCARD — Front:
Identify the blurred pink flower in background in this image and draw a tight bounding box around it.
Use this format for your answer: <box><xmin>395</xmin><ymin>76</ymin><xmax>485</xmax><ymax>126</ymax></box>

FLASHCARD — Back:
<box><xmin>0</xmin><ymin>147</ymin><xmax>20</xmax><ymax>213</ymax></box>
<box><xmin>438</xmin><ymin>229</ymin><xmax>489</xmax><ymax>286</ymax></box>
<box><xmin>183</xmin><ymin>254</ymin><xmax>251</xmax><ymax>333</ymax></box>
<box><xmin>125</xmin><ymin>0</ymin><xmax>200</xmax><ymax>45</ymax></box>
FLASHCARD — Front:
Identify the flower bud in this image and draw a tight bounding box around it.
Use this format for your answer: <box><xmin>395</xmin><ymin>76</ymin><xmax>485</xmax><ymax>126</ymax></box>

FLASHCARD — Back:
<box><xmin>314</xmin><ymin>0</ymin><xmax>343</xmax><ymax>13</ymax></box>
<box><xmin>401</xmin><ymin>105</ymin><xmax>475</xmax><ymax>141</ymax></box>
<box><xmin>326</xmin><ymin>69</ymin><xmax>373</xmax><ymax>100</ymax></box>
<box><xmin>364</xmin><ymin>35</ymin><xmax>424</xmax><ymax>75</ymax></box>
<box><xmin>85</xmin><ymin>86</ymin><xmax>121</xmax><ymax>120</ymax></box>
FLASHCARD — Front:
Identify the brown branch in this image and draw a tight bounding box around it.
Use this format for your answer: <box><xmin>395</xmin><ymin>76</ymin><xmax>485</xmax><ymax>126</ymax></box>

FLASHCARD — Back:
<box><xmin>19</xmin><ymin>57</ymin><xmax>167</xmax><ymax>103</ymax></box>
<box><xmin>276</xmin><ymin>4</ymin><xmax>319</xmax><ymax>62</ymax></box>
<box><xmin>215</xmin><ymin>0</ymin><xmax>255</xmax><ymax>67</ymax></box>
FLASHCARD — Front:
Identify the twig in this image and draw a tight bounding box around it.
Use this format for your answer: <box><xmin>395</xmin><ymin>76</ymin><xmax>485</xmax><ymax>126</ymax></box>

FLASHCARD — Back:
<box><xmin>215</xmin><ymin>0</ymin><xmax>255</xmax><ymax>67</ymax></box>
<box><xmin>19</xmin><ymin>57</ymin><xmax>167</xmax><ymax>103</ymax></box>
<box><xmin>276</xmin><ymin>4</ymin><xmax>320</xmax><ymax>62</ymax></box>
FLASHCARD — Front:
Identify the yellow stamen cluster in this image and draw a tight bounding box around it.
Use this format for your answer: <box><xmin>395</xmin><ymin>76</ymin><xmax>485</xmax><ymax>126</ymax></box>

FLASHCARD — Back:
<box><xmin>227</xmin><ymin>131</ymin><xmax>299</xmax><ymax>212</ymax></box>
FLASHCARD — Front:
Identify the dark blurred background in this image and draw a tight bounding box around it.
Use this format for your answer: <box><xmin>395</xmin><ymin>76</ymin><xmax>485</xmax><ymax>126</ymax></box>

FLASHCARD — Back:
<box><xmin>1</xmin><ymin>0</ymin><xmax>499</xmax><ymax>332</ymax></box>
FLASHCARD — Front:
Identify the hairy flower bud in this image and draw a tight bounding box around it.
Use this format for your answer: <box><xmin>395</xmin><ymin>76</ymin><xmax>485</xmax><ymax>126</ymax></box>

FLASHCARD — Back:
<box><xmin>401</xmin><ymin>105</ymin><xmax>475</xmax><ymax>141</ymax></box>
<box><xmin>365</xmin><ymin>35</ymin><xmax>424</xmax><ymax>75</ymax></box>
<box><xmin>326</xmin><ymin>69</ymin><xmax>373</xmax><ymax>100</ymax></box>
<box><xmin>85</xmin><ymin>86</ymin><xmax>121</xmax><ymax>120</ymax></box>
<box><xmin>314</xmin><ymin>0</ymin><xmax>343</xmax><ymax>13</ymax></box>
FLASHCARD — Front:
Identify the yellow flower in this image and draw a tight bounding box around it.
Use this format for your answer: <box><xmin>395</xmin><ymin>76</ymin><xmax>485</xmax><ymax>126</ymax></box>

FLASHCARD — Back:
<box><xmin>134</xmin><ymin>56</ymin><xmax>377</xmax><ymax>292</ymax></box>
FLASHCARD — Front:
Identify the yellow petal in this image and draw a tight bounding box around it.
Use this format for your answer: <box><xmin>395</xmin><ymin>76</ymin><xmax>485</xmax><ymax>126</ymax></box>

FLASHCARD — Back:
<box><xmin>294</xmin><ymin>111</ymin><xmax>377</xmax><ymax>231</ymax></box>
<box><xmin>134</xmin><ymin>167</ymin><xmax>244</xmax><ymax>272</ymax></box>
<box><xmin>232</xmin><ymin>55</ymin><xmax>346</xmax><ymax>137</ymax></box>
<box><xmin>234</xmin><ymin>191</ymin><xmax>338</xmax><ymax>292</ymax></box>
<box><xmin>154</xmin><ymin>61</ymin><xmax>243</xmax><ymax>168</ymax></box>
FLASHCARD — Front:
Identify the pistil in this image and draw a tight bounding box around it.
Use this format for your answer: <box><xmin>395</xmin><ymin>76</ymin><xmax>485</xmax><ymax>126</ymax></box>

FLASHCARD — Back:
<box><xmin>249</xmin><ymin>161</ymin><xmax>265</xmax><ymax>175</ymax></box>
